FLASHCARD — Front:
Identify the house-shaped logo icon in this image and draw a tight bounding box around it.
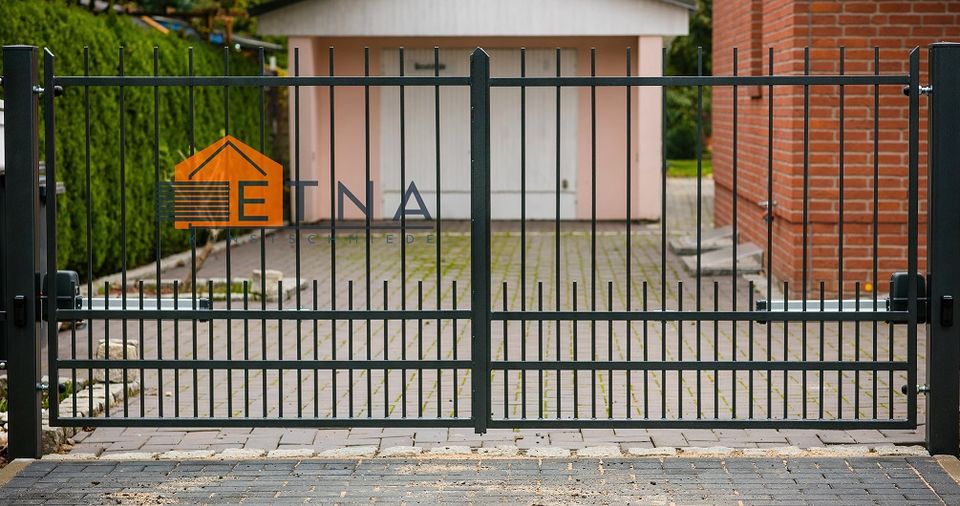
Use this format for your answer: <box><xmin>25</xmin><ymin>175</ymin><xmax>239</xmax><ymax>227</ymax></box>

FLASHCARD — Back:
<box><xmin>163</xmin><ymin>135</ymin><xmax>283</xmax><ymax>229</ymax></box>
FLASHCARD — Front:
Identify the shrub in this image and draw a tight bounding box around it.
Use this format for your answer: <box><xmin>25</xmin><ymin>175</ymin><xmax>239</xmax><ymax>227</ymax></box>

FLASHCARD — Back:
<box><xmin>1</xmin><ymin>0</ymin><xmax>264</xmax><ymax>281</ymax></box>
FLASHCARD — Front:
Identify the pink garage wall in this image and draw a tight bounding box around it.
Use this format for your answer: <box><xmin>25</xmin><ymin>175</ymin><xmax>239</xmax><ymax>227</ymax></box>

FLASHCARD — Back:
<box><xmin>288</xmin><ymin>36</ymin><xmax>663</xmax><ymax>222</ymax></box>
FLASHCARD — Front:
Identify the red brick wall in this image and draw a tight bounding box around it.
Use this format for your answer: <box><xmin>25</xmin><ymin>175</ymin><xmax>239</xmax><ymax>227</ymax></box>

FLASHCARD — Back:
<box><xmin>712</xmin><ymin>0</ymin><xmax>960</xmax><ymax>298</ymax></box>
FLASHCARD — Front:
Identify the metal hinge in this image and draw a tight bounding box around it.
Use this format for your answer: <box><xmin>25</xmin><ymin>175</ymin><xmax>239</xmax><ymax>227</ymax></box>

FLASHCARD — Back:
<box><xmin>902</xmin><ymin>84</ymin><xmax>932</xmax><ymax>96</ymax></box>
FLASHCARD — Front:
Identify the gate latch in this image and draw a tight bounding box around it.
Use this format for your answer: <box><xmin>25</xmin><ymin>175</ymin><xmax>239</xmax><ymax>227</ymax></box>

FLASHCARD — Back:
<box><xmin>941</xmin><ymin>295</ymin><xmax>953</xmax><ymax>327</ymax></box>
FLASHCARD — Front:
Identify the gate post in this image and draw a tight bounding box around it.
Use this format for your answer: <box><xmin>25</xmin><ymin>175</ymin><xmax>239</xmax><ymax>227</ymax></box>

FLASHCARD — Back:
<box><xmin>1</xmin><ymin>46</ymin><xmax>43</xmax><ymax>458</ymax></box>
<box><xmin>469</xmin><ymin>48</ymin><xmax>491</xmax><ymax>433</ymax></box>
<box><xmin>926</xmin><ymin>42</ymin><xmax>960</xmax><ymax>456</ymax></box>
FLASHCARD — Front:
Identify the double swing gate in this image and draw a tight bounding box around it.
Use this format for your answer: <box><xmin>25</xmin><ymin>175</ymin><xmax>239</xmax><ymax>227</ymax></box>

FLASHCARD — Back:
<box><xmin>3</xmin><ymin>42</ymin><xmax>960</xmax><ymax>459</ymax></box>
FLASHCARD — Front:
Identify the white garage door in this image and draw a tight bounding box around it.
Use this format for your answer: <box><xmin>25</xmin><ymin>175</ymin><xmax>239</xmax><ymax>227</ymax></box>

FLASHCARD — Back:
<box><xmin>380</xmin><ymin>48</ymin><xmax>578</xmax><ymax>220</ymax></box>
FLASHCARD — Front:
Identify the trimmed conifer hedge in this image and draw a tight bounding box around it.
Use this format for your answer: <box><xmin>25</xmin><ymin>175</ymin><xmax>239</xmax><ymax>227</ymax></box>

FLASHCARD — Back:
<box><xmin>1</xmin><ymin>0</ymin><xmax>266</xmax><ymax>280</ymax></box>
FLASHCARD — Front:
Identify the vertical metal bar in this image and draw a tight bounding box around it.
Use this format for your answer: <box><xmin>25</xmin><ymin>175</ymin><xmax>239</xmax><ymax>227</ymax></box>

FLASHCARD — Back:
<box><xmin>502</xmin><ymin>281</ymin><xmax>508</xmax><ymax>418</ymax></box>
<box><xmin>855</xmin><ymin>281</ymin><xmax>861</xmax><ymax>419</ymax></box>
<box><xmin>188</xmin><ymin>47</ymin><xmax>197</xmax><ymax>420</ymax></box>
<box><xmin>222</xmin><ymin>46</ymin><xmax>230</xmax><ymax>419</ymax></box>
<box><xmin>625</xmin><ymin>46</ymin><xmax>633</xmax><ymax>419</ymax></box>
<box><xmin>257</xmin><ymin>46</ymin><xmax>267</xmax><ymax>420</ymax></box>
<box><xmin>660</xmin><ymin>47</ymin><xmax>668</xmax><ymax>420</ymax></box>
<box><xmin>435</xmin><ymin>46</ymin><xmax>443</xmax><ymax>419</ymax></box>
<box><xmin>872</xmin><ymin>46</ymin><xmax>881</xmax><ymax>421</ymax></box>
<box><xmin>243</xmin><ymin>281</ymin><xmax>250</xmax><ymax>418</ymax></box>
<box><xmin>325</xmin><ymin>46</ymin><xmax>333</xmax><ymax>419</ymax></box>
<box><xmin>573</xmin><ymin>281</ymin><xmax>579</xmax><ymax>418</ymax></box>
<box><xmin>207</xmin><ymin>279</ymin><xmax>214</xmax><ymax>416</ymax></box>
<box><xmin>104</xmin><ymin>282</ymin><xmax>111</xmax><ymax>418</ymax></box>
<box><xmin>399</xmin><ymin>47</ymin><xmax>408</xmax><ymax>420</ymax></box>
<box><xmin>925</xmin><ymin>43</ymin><xmax>957</xmax><ymax>454</ymax></box>
<box><xmin>418</xmin><ymin>280</ymin><xmax>424</xmax><ymax>418</ymax></box>
<box><xmin>83</xmin><ymin>46</ymin><xmax>96</xmax><ymax>420</ymax></box>
<box><xmin>731</xmin><ymin>46</ymin><xmax>738</xmax><ymax>420</ymax></box>
<box><xmin>470</xmin><ymin>48</ymin><xmax>491</xmax><ymax>433</ymax></box>
<box><xmin>837</xmin><ymin>48</ymin><xmax>846</xmax><ymax>420</ymax></box>
<box><xmin>364</xmin><ymin>47</ymin><xmax>373</xmax><ymax>419</ymax></box>
<box><xmin>118</xmin><ymin>46</ymin><xmax>128</xmax><ymax>419</ymax></box>
<box><xmin>43</xmin><ymin>48</ymin><xmax>60</xmax><ymax>425</ymax></box>
<box><xmin>174</xmin><ymin>279</ymin><xmax>180</xmax><ymax>418</ymax></box>
<box><xmin>642</xmin><ymin>281</ymin><xmax>648</xmax><ymax>419</ymax></box>
<box><xmin>765</xmin><ymin>47</ymin><xmax>773</xmax><ymax>420</ymax></box>
<box><xmin>782</xmin><ymin>281</ymin><xmax>789</xmax><ymax>419</ymax></box>
<box><xmin>677</xmin><ymin>281</ymin><xmax>683</xmax><ymax>418</ymax></box>
<box><xmin>748</xmin><ymin>281</ymin><xmax>754</xmax><ymax>419</ymax></box>
<box><xmin>801</xmin><ymin>46</ymin><xmax>810</xmax><ymax>419</ymax></box>
<box><xmin>137</xmin><ymin>282</ymin><xmax>144</xmax><ymax>417</ymax></box>
<box><xmin>590</xmin><ymin>47</ymin><xmax>597</xmax><ymax>422</ymax></box>
<box><xmin>151</xmin><ymin>45</ymin><xmax>159</xmax><ymax>420</ymax></box>
<box><xmin>347</xmin><ymin>280</ymin><xmax>354</xmax><ymax>417</ymax></box>
<box><xmin>383</xmin><ymin>280</ymin><xmax>389</xmax><ymax>418</ymax></box>
<box><xmin>554</xmin><ymin>47</ymin><xmax>562</xmax><ymax>421</ymax></box>
<box><xmin>277</xmin><ymin>280</ymin><xmax>284</xmax><ymax>418</ymax></box>
<box><xmin>537</xmin><ymin>281</ymin><xmax>544</xmax><ymax>419</ymax></box>
<box><xmin>314</xmin><ymin>284</ymin><xmax>320</xmax><ymax>417</ymax></box>
<box><xmin>695</xmin><ymin>46</ymin><xmax>704</xmax><ymax>419</ymax></box>
<box><xmin>607</xmin><ymin>281</ymin><xmax>613</xmax><ymax>418</ymax></box>
<box><xmin>2</xmin><ymin>45</ymin><xmax>42</xmax><ymax>458</ymax></box>
<box><xmin>453</xmin><ymin>280</ymin><xmax>459</xmax><ymax>417</ymax></box>
<box><xmin>819</xmin><ymin>282</ymin><xmax>825</xmax><ymax>419</ymax></box>
<box><xmin>520</xmin><ymin>47</ymin><xmax>527</xmax><ymax>421</ymax></box>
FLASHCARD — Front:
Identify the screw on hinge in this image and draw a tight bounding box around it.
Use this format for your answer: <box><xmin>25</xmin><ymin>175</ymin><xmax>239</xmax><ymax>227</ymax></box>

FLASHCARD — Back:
<box><xmin>758</xmin><ymin>200</ymin><xmax>777</xmax><ymax>224</ymax></box>
<box><xmin>31</xmin><ymin>85</ymin><xmax>64</xmax><ymax>97</ymax></box>
<box><xmin>902</xmin><ymin>85</ymin><xmax>932</xmax><ymax>96</ymax></box>
<box><xmin>901</xmin><ymin>384</ymin><xmax>929</xmax><ymax>395</ymax></box>
<box><xmin>0</xmin><ymin>361</ymin><xmax>6</xmax><ymax>370</ymax></box>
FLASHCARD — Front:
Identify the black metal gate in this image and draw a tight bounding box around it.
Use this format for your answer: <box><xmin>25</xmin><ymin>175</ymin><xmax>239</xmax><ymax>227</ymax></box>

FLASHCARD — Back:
<box><xmin>2</xmin><ymin>42</ymin><xmax>956</xmax><ymax>459</ymax></box>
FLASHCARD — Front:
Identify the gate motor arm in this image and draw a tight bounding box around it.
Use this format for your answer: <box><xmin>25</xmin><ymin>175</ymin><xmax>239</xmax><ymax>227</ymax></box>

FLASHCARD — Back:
<box><xmin>756</xmin><ymin>271</ymin><xmax>928</xmax><ymax>324</ymax></box>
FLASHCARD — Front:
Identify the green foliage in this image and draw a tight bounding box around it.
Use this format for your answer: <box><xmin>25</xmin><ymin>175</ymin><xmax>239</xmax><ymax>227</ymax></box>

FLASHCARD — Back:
<box><xmin>665</xmin><ymin>0</ymin><xmax>712</xmax><ymax>159</ymax></box>
<box><xmin>666</xmin><ymin>157</ymin><xmax>712</xmax><ymax>178</ymax></box>
<box><xmin>0</xmin><ymin>0</ymin><xmax>263</xmax><ymax>281</ymax></box>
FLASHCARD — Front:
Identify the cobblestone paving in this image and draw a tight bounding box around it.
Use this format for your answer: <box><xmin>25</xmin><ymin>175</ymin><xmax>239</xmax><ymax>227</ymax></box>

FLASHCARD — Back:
<box><xmin>55</xmin><ymin>178</ymin><xmax>925</xmax><ymax>456</ymax></box>
<box><xmin>3</xmin><ymin>457</ymin><xmax>960</xmax><ymax>505</ymax></box>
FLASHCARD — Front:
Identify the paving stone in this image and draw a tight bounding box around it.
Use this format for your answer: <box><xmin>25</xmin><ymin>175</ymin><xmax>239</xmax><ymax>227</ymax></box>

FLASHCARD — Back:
<box><xmin>873</xmin><ymin>445</ymin><xmax>928</xmax><ymax>457</ymax></box>
<box><xmin>379</xmin><ymin>446</ymin><xmax>423</xmax><ymax>457</ymax></box>
<box><xmin>267</xmin><ymin>448</ymin><xmax>316</xmax><ymax>458</ymax></box>
<box><xmin>40</xmin><ymin>452</ymin><xmax>99</xmax><ymax>461</ymax></box>
<box><xmin>679</xmin><ymin>446</ymin><xmax>736</xmax><ymax>457</ymax></box>
<box><xmin>477</xmin><ymin>445</ymin><xmax>520</xmax><ymax>457</ymax></box>
<box><xmin>427</xmin><ymin>445</ymin><xmax>473</xmax><ymax>456</ymax></box>
<box><xmin>526</xmin><ymin>447</ymin><xmax>571</xmax><ymax>458</ymax></box>
<box><xmin>627</xmin><ymin>447</ymin><xmax>677</xmax><ymax>457</ymax></box>
<box><xmin>157</xmin><ymin>450</ymin><xmax>215</xmax><ymax>460</ymax></box>
<box><xmin>317</xmin><ymin>446</ymin><xmax>377</xmax><ymax>458</ymax></box>
<box><xmin>807</xmin><ymin>445</ymin><xmax>874</xmax><ymax>457</ymax></box>
<box><xmin>576</xmin><ymin>446</ymin><xmax>622</xmax><ymax>458</ymax></box>
<box><xmin>99</xmin><ymin>452</ymin><xmax>158</xmax><ymax>461</ymax></box>
<box><xmin>218</xmin><ymin>448</ymin><xmax>267</xmax><ymax>459</ymax></box>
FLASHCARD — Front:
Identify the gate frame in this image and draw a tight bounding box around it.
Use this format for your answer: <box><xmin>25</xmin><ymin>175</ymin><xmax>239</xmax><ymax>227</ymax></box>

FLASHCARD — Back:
<box><xmin>925</xmin><ymin>42</ymin><xmax>960</xmax><ymax>456</ymax></box>
<box><xmin>1</xmin><ymin>43</ymin><xmax>957</xmax><ymax>458</ymax></box>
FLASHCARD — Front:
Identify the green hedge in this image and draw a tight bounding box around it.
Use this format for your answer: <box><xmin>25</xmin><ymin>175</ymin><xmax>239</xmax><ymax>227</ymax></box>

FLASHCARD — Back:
<box><xmin>1</xmin><ymin>0</ymin><xmax>263</xmax><ymax>281</ymax></box>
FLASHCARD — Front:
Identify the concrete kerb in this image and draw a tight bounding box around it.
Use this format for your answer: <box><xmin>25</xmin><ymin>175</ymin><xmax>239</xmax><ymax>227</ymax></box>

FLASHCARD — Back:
<box><xmin>40</xmin><ymin>444</ymin><xmax>931</xmax><ymax>462</ymax></box>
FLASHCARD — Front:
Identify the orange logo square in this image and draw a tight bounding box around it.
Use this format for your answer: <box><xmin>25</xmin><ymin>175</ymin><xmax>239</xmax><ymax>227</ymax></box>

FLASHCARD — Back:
<box><xmin>168</xmin><ymin>135</ymin><xmax>283</xmax><ymax>229</ymax></box>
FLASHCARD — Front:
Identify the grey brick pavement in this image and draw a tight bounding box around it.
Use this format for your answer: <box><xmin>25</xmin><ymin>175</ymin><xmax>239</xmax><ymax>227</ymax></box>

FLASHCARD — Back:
<box><xmin>3</xmin><ymin>457</ymin><xmax>959</xmax><ymax>504</ymax></box>
<box><xmin>53</xmin><ymin>178</ymin><xmax>925</xmax><ymax>456</ymax></box>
